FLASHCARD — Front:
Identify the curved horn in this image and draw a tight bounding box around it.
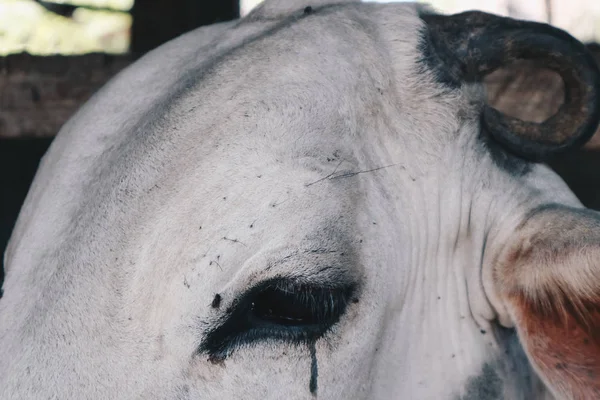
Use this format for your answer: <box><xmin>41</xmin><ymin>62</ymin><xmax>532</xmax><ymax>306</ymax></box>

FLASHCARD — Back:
<box><xmin>422</xmin><ymin>11</ymin><xmax>600</xmax><ymax>162</ymax></box>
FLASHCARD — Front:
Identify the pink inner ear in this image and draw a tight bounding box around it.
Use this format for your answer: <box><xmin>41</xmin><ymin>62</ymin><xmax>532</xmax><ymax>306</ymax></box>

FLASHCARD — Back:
<box><xmin>511</xmin><ymin>293</ymin><xmax>600</xmax><ymax>399</ymax></box>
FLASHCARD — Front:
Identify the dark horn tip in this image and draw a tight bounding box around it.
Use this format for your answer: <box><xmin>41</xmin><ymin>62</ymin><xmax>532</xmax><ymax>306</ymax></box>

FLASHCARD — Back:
<box><xmin>484</xmin><ymin>99</ymin><xmax>600</xmax><ymax>163</ymax></box>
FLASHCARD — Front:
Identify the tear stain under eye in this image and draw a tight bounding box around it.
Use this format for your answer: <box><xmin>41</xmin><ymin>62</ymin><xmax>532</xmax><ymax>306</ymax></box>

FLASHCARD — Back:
<box><xmin>309</xmin><ymin>341</ymin><xmax>318</xmax><ymax>395</ymax></box>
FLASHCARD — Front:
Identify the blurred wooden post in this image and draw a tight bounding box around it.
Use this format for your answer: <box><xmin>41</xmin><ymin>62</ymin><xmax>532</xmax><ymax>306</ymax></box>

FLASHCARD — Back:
<box><xmin>130</xmin><ymin>0</ymin><xmax>240</xmax><ymax>55</ymax></box>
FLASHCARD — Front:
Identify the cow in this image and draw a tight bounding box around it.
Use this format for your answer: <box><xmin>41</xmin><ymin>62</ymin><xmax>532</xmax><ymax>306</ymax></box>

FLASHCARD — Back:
<box><xmin>1</xmin><ymin>0</ymin><xmax>600</xmax><ymax>399</ymax></box>
<box><xmin>485</xmin><ymin>43</ymin><xmax>600</xmax><ymax>210</ymax></box>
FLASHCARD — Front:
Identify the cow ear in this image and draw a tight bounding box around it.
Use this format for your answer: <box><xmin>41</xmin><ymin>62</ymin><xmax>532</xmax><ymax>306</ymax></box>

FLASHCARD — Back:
<box><xmin>494</xmin><ymin>205</ymin><xmax>600</xmax><ymax>399</ymax></box>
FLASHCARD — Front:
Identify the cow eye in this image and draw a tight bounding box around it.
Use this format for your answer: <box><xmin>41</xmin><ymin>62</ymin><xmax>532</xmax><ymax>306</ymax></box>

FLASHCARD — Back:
<box><xmin>250</xmin><ymin>284</ymin><xmax>349</xmax><ymax>326</ymax></box>
<box><xmin>200</xmin><ymin>278</ymin><xmax>356</xmax><ymax>359</ymax></box>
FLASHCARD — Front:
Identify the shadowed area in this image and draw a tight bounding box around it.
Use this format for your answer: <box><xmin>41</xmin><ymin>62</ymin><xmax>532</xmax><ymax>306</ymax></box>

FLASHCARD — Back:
<box><xmin>0</xmin><ymin>137</ymin><xmax>53</xmax><ymax>296</ymax></box>
<box><xmin>459</xmin><ymin>363</ymin><xmax>502</xmax><ymax>400</ymax></box>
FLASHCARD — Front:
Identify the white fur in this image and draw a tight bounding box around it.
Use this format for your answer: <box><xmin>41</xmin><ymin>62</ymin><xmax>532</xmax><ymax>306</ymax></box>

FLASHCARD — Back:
<box><xmin>0</xmin><ymin>1</ymin><xmax>587</xmax><ymax>399</ymax></box>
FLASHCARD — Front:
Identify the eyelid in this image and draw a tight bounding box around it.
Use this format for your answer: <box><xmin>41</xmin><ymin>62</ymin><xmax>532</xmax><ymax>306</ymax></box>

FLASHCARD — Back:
<box><xmin>239</xmin><ymin>245</ymin><xmax>360</xmax><ymax>290</ymax></box>
<box><xmin>198</xmin><ymin>277</ymin><xmax>358</xmax><ymax>360</ymax></box>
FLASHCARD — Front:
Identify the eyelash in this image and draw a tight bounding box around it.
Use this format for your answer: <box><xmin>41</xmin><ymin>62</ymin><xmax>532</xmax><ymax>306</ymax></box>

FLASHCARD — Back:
<box><xmin>199</xmin><ymin>278</ymin><xmax>357</xmax><ymax>360</ymax></box>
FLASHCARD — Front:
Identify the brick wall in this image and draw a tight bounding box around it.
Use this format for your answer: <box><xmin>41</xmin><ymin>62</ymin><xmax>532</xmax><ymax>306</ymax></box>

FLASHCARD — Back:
<box><xmin>0</xmin><ymin>53</ymin><xmax>133</xmax><ymax>138</ymax></box>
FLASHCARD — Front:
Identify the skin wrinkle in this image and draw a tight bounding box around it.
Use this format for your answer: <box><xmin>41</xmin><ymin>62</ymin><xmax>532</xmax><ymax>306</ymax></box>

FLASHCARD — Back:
<box><xmin>1</xmin><ymin>1</ymin><xmax>600</xmax><ymax>399</ymax></box>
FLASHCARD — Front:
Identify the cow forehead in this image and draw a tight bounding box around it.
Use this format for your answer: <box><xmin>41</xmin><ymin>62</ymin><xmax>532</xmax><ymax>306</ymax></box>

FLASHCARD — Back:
<box><xmin>136</xmin><ymin>161</ymin><xmax>365</xmax><ymax>278</ymax></box>
<box><xmin>15</xmin><ymin>0</ymin><xmax>452</xmax><ymax>238</ymax></box>
<box><xmin>166</xmin><ymin>3</ymin><xmax>427</xmax><ymax>132</ymax></box>
<box><xmin>154</xmin><ymin>3</ymin><xmax>454</xmax><ymax>184</ymax></box>
<box><xmin>2</xmin><ymin>2</ymin><xmax>481</xmax><ymax>319</ymax></box>
<box><xmin>4</xmin><ymin>2</ymin><xmax>426</xmax><ymax>291</ymax></box>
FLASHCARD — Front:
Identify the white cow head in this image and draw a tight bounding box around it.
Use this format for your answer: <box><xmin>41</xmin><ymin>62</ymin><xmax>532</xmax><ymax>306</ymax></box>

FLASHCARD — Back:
<box><xmin>1</xmin><ymin>1</ymin><xmax>600</xmax><ymax>399</ymax></box>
